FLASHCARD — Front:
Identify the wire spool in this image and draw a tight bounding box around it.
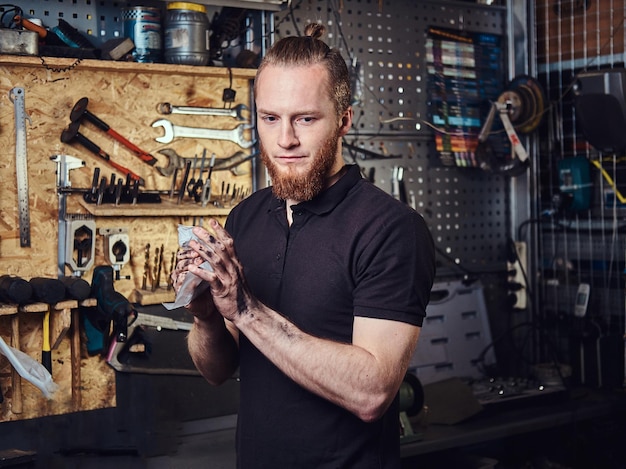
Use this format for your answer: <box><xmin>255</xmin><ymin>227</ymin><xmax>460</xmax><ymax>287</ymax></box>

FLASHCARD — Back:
<box><xmin>498</xmin><ymin>75</ymin><xmax>546</xmax><ymax>134</ymax></box>
<box><xmin>476</xmin><ymin>75</ymin><xmax>545</xmax><ymax>176</ymax></box>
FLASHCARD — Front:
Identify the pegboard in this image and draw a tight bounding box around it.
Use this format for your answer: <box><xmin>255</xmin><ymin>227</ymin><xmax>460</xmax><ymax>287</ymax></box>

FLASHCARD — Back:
<box><xmin>275</xmin><ymin>0</ymin><xmax>511</xmax><ymax>270</ymax></box>
<box><xmin>275</xmin><ymin>0</ymin><xmax>505</xmax><ymax>136</ymax></box>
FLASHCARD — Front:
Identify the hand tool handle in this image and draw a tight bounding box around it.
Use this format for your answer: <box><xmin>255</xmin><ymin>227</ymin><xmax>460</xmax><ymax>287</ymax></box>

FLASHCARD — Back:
<box><xmin>104</xmin><ymin>156</ymin><xmax>145</xmax><ymax>186</ymax></box>
<box><xmin>42</xmin><ymin>310</ymin><xmax>52</xmax><ymax>374</ymax></box>
<box><xmin>178</xmin><ymin>160</ymin><xmax>192</xmax><ymax>204</ymax></box>
<box><xmin>72</xmin><ymin>98</ymin><xmax>158</xmax><ymax>167</ymax></box>
<box><xmin>11</xmin><ymin>315</ymin><xmax>23</xmax><ymax>414</ymax></box>
<box><xmin>15</xmin><ymin>16</ymin><xmax>48</xmax><ymax>39</ymax></box>
<box><xmin>106</xmin><ymin>128</ymin><xmax>158</xmax><ymax>166</ymax></box>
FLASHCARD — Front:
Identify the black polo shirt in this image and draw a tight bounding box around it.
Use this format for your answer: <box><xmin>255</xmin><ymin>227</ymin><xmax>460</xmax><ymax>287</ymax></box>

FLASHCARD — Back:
<box><xmin>225</xmin><ymin>164</ymin><xmax>435</xmax><ymax>469</ymax></box>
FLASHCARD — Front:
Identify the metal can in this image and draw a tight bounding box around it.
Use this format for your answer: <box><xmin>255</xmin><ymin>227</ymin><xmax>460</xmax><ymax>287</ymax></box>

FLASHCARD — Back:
<box><xmin>122</xmin><ymin>6</ymin><xmax>162</xmax><ymax>63</ymax></box>
<box><xmin>164</xmin><ymin>2</ymin><xmax>210</xmax><ymax>66</ymax></box>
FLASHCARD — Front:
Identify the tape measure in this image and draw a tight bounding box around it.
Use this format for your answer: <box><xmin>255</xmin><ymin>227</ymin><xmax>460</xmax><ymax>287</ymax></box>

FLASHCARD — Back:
<box><xmin>9</xmin><ymin>87</ymin><xmax>31</xmax><ymax>248</ymax></box>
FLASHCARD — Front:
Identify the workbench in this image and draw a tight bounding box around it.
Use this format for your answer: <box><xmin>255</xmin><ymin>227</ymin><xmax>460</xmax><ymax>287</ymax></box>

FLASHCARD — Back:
<box><xmin>400</xmin><ymin>388</ymin><xmax>626</xmax><ymax>467</ymax></box>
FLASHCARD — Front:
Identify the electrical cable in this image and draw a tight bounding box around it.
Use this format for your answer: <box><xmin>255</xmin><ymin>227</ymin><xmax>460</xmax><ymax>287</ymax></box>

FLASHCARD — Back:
<box><xmin>0</xmin><ymin>4</ymin><xmax>22</xmax><ymax>29</ymax></box>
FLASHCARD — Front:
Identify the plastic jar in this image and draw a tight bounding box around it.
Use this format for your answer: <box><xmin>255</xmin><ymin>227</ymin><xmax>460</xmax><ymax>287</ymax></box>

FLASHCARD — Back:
<box><xmin>163</xmin><ymin>2</ymin><xmax>210</xmax><ymax>66</ymax></box>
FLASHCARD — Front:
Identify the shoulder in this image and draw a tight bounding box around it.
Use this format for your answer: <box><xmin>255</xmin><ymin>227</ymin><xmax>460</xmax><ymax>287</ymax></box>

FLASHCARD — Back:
<box><xmin>226</xmin><ymin>187</ymin><xmax>275</xmax><ymax>232</ymax></box>
<box><xmin>350</xmin><ymin>179</ymin><xmax>429</xmax><ymax>230</ymax></box>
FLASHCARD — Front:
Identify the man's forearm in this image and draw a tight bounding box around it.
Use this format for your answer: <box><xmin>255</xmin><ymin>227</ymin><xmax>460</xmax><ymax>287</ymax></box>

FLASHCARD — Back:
<box><xmin>187</xmin><ymin>314</ymin><xmax>239</xmax><ymax>386</ymax></box>
<box><xmin>232</xmin><ymin>303</ymin><xmax>417</xmax><ymax>422</ymax></box>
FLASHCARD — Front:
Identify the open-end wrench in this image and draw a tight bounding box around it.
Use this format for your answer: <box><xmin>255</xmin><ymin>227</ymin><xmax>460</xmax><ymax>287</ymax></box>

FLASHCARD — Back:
<box><xmin>152</xmin><ymin>118</ymin><xmax>256</xmax><ymax>149</ymax></box>
<box><xmin>157</xmin><ymin>103</ymin><xmax>248</xmax><ymax>121</ymax></box>
<box><xmin>156</xmin><ymin>148</ymin><xmax>257</xmax><ymax>177</ymax></box>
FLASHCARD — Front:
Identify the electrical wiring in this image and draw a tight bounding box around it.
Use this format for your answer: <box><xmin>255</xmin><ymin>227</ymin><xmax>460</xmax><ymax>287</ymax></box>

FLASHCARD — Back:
<box><xmin>589</xmin><ymin>159</ymin><xmax>626</xmax><ymax>204</ymax></box>
<box><xmin>0</xmin><ymin>4</ymin><xmax>22</xmax><ymax>28</ymax></box>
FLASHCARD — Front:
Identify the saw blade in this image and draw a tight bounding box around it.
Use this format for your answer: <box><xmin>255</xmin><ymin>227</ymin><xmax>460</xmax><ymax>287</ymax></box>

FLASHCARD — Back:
<box><xmin>9</xmin><ymin>87</ymin><xmax>31</xmax><ymax>248</ymax></box>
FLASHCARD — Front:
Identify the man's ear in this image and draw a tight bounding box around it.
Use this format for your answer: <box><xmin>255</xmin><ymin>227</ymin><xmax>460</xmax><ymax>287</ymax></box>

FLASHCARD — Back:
<box><xmin>339</xmin><ymin>107</ymin><xmax>353</xmax><ymax>136</ymax></box>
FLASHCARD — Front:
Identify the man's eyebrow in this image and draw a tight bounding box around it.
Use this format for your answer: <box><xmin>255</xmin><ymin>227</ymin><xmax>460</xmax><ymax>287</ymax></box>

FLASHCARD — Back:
<box><xmin>257</xmin><ymin>108</ymin><xmax>322</xmax><ymax>116</ymax></box>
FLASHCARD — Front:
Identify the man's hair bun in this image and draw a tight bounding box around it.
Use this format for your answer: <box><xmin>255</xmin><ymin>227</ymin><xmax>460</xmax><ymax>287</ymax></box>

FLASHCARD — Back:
<box><xmin>304</xmin><ymin>23</ymin><xmax>325</xmax><ymax>40</ymax></box>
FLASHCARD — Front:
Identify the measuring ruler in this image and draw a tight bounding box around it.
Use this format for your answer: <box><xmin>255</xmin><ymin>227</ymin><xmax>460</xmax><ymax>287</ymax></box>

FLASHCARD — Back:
<box><xmin>9</xmin><ymin>87</ymin><xmax>31</xmax><ymax>247</ymax></box>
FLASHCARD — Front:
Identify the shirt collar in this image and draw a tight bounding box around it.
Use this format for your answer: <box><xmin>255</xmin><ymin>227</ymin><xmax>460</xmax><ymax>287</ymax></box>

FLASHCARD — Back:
<box><xmin>267</xmin><ymin>164</ymin><xmax>362</xmax><ymax>215</ymax></box>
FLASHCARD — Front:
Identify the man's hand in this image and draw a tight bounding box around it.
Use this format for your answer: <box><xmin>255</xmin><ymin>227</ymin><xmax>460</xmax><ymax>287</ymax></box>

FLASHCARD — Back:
<box><xmin>186</xmin><ymin>219</ymin><xmax>260</xmax><ymax>322</ymax></box>
<box><xmin>171</xmin><ymin>245</ymin><xmax>216</xmax><ymax>321</ymax></box>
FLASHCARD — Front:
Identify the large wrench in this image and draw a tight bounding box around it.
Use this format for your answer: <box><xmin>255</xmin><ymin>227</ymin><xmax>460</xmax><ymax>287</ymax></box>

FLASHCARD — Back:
<box><xmin>156</xmin><ymin>148</ymin><xmax>257</xmax><ymax>176</ymax></box>
<box><xmin>152</xmin><ymin>119</ymin><xmax>256</xmax><ymax>149</ymax></box>
<box><xmin>157</xmin><ymin>103</ymin><xmax>248</xmax><ymax>121</ymax></box>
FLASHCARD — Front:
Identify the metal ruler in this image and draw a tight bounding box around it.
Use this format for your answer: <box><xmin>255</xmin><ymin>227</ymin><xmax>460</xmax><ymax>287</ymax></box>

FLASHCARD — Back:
<box><xmin>9</xmin><ymin>87</ymin><xmax>31</xmax><ymax>247</ymax></box>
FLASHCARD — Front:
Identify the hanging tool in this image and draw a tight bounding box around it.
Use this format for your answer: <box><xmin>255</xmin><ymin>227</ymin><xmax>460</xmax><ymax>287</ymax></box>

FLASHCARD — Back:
<box><xmin>100</xmin><ymin>227</ymin><xmax>131</xmax><ymax>280</ymax></box>
<box><xmin>83</xmin><ymin>265</ymin><xmax>137</xmax><ymax>355</ymax></box>
<box><xmin>51</xmin><ymin>154</ymin><xmax>87</xmax><ymax>277</ymax></box>
<box><xmin>151</xmin><ymin>246</ymin><xmax>159</xmax><ymax>292</ymax></box>
<box><xmin>11</xmin><ymin>314</ymin><xmax>22</xmax><ymax>414</ymax></box>
<box><xmin>152</xmin><ymin>119</ymin><xmax>256</xmax><ymax>148</ymax></box>
<box><xmin>142</xmin><ymin>243</ymin><xmax>151</xmax><ymax>290</ymax></box>
<box><xmin>178</xmin><ymin>160</ymin><xmax>192</xmax><ymax>204</ymax></box>
<box><xmin>189</xmin><ymin>150</ymin><xmax>207</xmax><ymax>200</ymax></box>
<box><xmin>201</xmin><ymin>153</ymin><xmax>217</xmax><ymax>207</ymax></box>
<box><xmin>9</xmin><ymin>87</ymin><xmax>31</xmax><ymax>248</ymax></box>
<box><xmin>61</xmin><ymin>121</ymin><xmax>145</xmax><ymax>185</ymax></box>
<box><xmin>185</xmin><ymin>154</ymin><xmax>200</xmax><ymax>197</ymax></box>
<box><xmin>153</xmin><ymin>244</ymin><xmax>164</xmax><ymax>292</ymax></box>
<box><xmin>42</xmin><ymin>309</ymin><xmax>52</xmax><ymax>374</ymax></box>
<box><xmin>70</xmin><ymin>97</ymin><xmax>159</xmax><ymax>167</ymax></box>
<box><xmin>156</xmin><ymin>148</ymin><xmax>257</xmax><ymax>177</ymax></box>
<box><xmin>157</xmin><ymin>102</ymin><xmax>249</xmax><ymax>120</ymax></box>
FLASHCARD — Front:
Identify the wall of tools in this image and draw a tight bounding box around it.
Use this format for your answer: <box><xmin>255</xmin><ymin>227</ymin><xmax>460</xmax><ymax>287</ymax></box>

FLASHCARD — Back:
<box><xmin>0</xmin><ymin>54</ymin><xmax>255</xmax><ymax>422</ymax></box>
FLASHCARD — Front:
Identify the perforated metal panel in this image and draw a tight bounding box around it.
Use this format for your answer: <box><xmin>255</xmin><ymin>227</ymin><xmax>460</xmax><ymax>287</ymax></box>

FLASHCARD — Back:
<box><xmin>275</xmin><ymin>0</ymin><xmax>510</xmax><ymax>272</ymax></box>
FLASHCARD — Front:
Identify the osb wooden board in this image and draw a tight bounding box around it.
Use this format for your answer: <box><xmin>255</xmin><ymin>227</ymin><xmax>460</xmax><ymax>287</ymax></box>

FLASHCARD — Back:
<box><xmin>536</xmin><ymin>0</ymin><xmax>625</xmax><ymax>64</ymax></box>
<box><xmin>0</xmin><ymin>56</ymin><xmax>255</xmax><ymax>421</ymax></box>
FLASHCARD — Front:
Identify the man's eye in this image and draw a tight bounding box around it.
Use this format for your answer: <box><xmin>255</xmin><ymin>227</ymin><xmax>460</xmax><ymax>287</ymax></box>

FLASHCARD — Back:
<box><xmin>262</xmin><ymin>116</ymin><xmax>277</xmax><ymax>123</ymax></box>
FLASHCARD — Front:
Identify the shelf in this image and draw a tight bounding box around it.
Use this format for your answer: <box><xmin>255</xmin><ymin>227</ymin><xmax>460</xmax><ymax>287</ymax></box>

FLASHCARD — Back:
<box><xmin>0</xmin><ymin>55</ymin><xmax>257</xmax><ymax>80</ymax></box>
<box><xmin>78</xmin><ymin>196</ymin><xmax>234</xmax><ymax>217</ymax></box>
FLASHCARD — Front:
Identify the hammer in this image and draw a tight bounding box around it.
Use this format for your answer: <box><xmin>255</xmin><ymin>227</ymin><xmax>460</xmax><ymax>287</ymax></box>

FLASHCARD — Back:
<box><xmin>70</xmin><ymin>97</ymin><xmax>158</xmax><ymax>167</ymax></box>
<box><xmin>61</xmin><ymin>121</ymin><xmax>145</xmax><ymax>186</ymax></box>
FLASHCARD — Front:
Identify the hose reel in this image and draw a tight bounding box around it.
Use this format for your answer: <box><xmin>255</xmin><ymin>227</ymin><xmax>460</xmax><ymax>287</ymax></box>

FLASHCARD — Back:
<box><xmin>476</xmin><ymin>75</ymin><xmax>546</xmax><ymax>176</ymax></box>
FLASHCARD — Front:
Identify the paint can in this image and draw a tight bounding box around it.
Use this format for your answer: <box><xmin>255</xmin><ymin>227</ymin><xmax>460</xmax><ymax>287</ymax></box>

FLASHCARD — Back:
<box><xmin>164</xmin><ymin>2</ymin><xmax>210</xmax><ymax>66</ymax></box>
<box><xmin>122</xmin><ymin>6</ymin><xmax>162</xmax><ymax>63</ymax></box>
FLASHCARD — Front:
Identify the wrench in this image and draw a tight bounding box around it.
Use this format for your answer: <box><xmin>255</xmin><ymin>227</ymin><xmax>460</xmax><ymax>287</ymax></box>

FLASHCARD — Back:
<box><xmin>157</xmin><ymin>103</ymin><xmax>248</xmax><ymax>121</ymax></box>
<box><xmin>156</xmin><ymin>148</ymin><xmax>257</xmax><ymax>177</ymax></box>
<box><xmin>152</xmin><ymin>118</ymin><xmax>256</xmax><ymax>149</ymax></box>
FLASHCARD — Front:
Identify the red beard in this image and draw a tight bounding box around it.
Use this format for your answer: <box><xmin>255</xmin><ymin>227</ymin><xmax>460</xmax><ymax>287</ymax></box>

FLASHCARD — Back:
<box><xmin>260</xmin><ymin>129</ymin><xmax>341</xmax><ymax>202</ymax></box>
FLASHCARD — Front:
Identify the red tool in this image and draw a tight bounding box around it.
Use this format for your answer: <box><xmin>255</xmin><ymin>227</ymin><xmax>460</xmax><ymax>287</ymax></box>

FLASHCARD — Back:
<box><xmin>70</xmin><ymin>97</ymin><xmax>158</xmax><ymax>167</ymax></box>
<box><xmin>61</xmin><ymin>121</ymin><xmax>145</xmax><ymax>185</ymax></box>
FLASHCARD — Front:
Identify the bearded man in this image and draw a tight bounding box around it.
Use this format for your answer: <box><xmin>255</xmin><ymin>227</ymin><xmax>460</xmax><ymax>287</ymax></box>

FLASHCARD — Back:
<box><xmin>172</xmin><ymin>23</ymin><xmax>436</xmax><ymax>469</ymax></box>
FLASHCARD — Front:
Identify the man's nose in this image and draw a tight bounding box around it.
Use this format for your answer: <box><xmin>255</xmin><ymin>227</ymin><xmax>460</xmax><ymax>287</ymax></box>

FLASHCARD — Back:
<box><xmin>278</xmin><ymin>123</ymin><xmax>299</xmax><ymax>148</ymax></box>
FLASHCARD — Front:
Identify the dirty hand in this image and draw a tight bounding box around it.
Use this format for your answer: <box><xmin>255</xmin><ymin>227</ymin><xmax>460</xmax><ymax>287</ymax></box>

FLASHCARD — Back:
<box><xmin>172</xmin><ymin>245</ymin><xmax>216</xmax><ymax>320</ymax></box>
<box><xmin>186</xmin><ymin>219</ymin><xmax>258</xmax><ymax>322</ymax></box>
